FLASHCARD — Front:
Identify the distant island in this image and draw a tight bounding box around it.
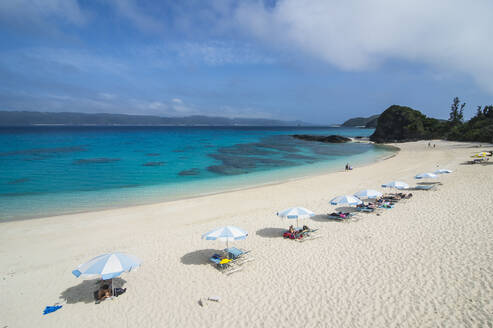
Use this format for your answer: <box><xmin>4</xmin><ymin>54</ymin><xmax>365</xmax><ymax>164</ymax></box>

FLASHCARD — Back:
<box><xmin>341</xmin><ymin>114</ymin><xmax>380</xmax><ymax>128</ymax></box>
<box><xmin>0</xmin><ymin>111</ymin><xmax>313</xmax><ymax>127</ymax></box>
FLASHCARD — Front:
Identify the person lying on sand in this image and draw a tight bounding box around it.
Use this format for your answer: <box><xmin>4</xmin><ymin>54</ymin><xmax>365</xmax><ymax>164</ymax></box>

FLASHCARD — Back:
<box><xmin>329</xmin><ymin>212</ymin><xmax>350</xmax><ymax>218</ymax></box>
<box><xmin>301</xmin><ymin>225</ymin><xmax>311</xmax><ymax>232</ymax></box>
<box><xmin>97</xmin><ymin>284</ymin><xmax>112</xmax><ymax>301</ymax></box>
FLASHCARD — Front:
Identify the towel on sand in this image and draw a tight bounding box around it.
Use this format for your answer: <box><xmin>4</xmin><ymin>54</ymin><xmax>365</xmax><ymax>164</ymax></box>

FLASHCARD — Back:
<box><xmin>43</xmin><ymin>305</ymin><xmax>62</xmax><ymax>315</ymax></box>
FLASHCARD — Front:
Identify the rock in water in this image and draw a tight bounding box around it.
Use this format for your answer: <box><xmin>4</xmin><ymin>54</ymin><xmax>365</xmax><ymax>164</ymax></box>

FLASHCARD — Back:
<box><xmin>291</xmin><ymin>134</ymin><xmax>351</xmax><ymax>143</ymax></box>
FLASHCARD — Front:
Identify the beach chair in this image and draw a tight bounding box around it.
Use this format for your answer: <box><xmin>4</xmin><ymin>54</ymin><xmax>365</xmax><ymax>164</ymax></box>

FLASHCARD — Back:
<box><xmin>327</xmin><ymin>213</ymin><xmax>345</xmax><ymax>220</ymax></box>
<box><xmin>381</xmin><ymin>195</ymin><xmax>401</xmax><ymax>202</ymax></box>
<box><xmin>356</xmin><ymin>207</ymin><xmax>375</xmax><ymax>213</ymax></box>
<box><xmin>297</xmin><ymin>228</ymin><xmax>321</xmax><ymax>242</ymax></box>
<box><xmin>327</xmin><ymin>212</ymin><xmax>355</xmax><ymax>220</ymax></box>
<box><xmin>283</xmin><ymin>231</ymin><xmax>303</xmax><ymax>240</ymax></box>
<box><xmin>209</xmin><ymin>254</ymin><xmax>232</xmax><ymax>269</ymax></box>
<box><xmin>412</xmin><ymin>185</ymin><xmax>436</xmax><ymax>190</ymax></box>
<box><xmin>224</xmin><ymin>247</ymin><xmax>254</xmax><ymax>265</ymax></box>
<box><xmin>209</xmin><ymin>253</ymin><xmax>244</xmax><ymax>275</ymax></box>
<box><xmin>283</xmin><ymin>227</ymin><xmax>319</xmax><ymax>241</ymax></box>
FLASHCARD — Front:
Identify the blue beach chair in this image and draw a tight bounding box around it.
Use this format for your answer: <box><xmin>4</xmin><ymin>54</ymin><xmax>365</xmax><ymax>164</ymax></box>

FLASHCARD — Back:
<box><xmin>209</xmin><ymin>253</ymin><xmax>232</xmax><ymax>270</ymax></box>
<box><xmin>413</xmin><ymin>185</ymin><xmax>435</xmax><ymax>190</ymax></box>
<box><xmin>224</xmin><ymin>247</ymin><xmax>254</xmax><ymax>265</ymax></box>
<box><xmin>356</xmin><ymin>207</ymin><xmax>375</xmax><ymax>213</ymax></box>
<box><xmin>224</xmin><ymin>247</ymin><xmax>247</xmax><ymax>260</ymax></box>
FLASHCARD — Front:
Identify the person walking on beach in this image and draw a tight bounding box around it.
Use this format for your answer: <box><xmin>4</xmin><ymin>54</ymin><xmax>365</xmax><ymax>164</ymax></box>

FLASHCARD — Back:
<box><xmin>345</xmin><ymin>163</ymin><xmax>349</xmax><ymax>171</ymax></box>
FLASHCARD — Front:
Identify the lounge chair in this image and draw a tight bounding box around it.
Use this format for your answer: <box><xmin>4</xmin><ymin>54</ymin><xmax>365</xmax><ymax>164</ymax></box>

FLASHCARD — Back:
<box><xmin>356</xmin><ymin>207</ymin><xmax>375</xmax><ymax>212</ymax></box>
<box><xmin>225</xmin><ymin>247</ymin><xmax>250</xmax><ymax>260</ymax></box>
<box><xmin>209</xmin><ymin>253</ymin><xmax>244</xmax><ymax>275</ymax></box>
<box><xmin>327</xmin><ymin>212</ymin><xmax>354</xmax><ymax>220</ymax></box>
<box><xmin>283</xmin><ymin>231</ymin><xmax>303</xmax><ymax>239</ymax></box>
<box><xmin>209</xmin><ymin>254</ymin><xmax>232</xmax><ymax>269</ymax></box>
<box><xmin>296</xmin><ymin>227</ymin><xmax>320</xmax><ymax>242</ymax></box>
<box><xmin>224</xmin><ymin>247</ymin><xmax>254</xmax><ymax>265</ymax></box>
<box><xmin>283</xmin><ymin>226</ymin><xmax>319</xmax><ymax>241</ymax></box>
<box><xmin>411</xmin><ymin>185</ymin><xmax>436</xmax><ymax>190</ymax></box>
<box><xmin>381</xmin><ymin>195</ymin><xmax>401</xmax><ymax>202</ymax></box>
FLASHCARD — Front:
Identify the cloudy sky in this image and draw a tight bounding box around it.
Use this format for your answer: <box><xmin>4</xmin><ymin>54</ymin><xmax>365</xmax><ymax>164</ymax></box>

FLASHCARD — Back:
<box><xmin>1</xmin><ymin>0</ymin><xmax>492</xmax><ymax>124</ymax></box>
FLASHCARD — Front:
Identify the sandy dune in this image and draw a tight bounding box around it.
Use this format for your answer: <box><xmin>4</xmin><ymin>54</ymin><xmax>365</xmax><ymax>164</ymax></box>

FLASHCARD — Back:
<box><xmin>1</xmin><ymin>140</ymin><xmax>492</xmax><ymax>327</ymax></box>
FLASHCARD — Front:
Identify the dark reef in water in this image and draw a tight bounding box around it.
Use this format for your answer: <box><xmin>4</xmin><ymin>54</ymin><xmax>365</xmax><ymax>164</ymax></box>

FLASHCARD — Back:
<box><xmin>291</xmin><ymin>134</ymin><xmax>351</xmax><ymax>143</ymax></box>
<box><xmin>282</xmin><ymin>153</ymin><xmax>317</xmax><ymax>161</ymax></box>
<box><xmin>145</xmin><ymin>153</ymin><xmax>160</xmax><ymax>156</ymax></box>
<box><xmin>8</xmin><ymin>177</ymin><xmax>31</xmax><ymax>184</ymax></box>
<box><xmin>142</xmin><ymin>161</ymin><xmax>165</xmax><ymax>166</ymax></box>
<box><xmin>207</xmin><ymin>153</ymin><xmax>295</xmax><ymax>175</ymax></box>
<box><xmin>118</xmin><ymin>184</ymin><xmax>140</xmax><ymax>188</ymax></box>
<box><xmin>0</xmin><ymin>146</ymin><xmax>87</xmax><ymax>156</ymax></box>
<box><xmin>73</xmin><ymin>158</ymin><xmax>120</xmax><ymax>164</ymax></box>
<box><xmin>178</xmin><ymin>168</ymin><xmax>200</xmax><ymax>176</ymax></box>
<box><xmin>172</xmin><ymin>146</ymin><xmax>195</xmax><ymax>153</ymax></box>
<box><xmin>217</xmin><ymin>143</ymin><xmax>277</xmax><ymax>156</ymax></box>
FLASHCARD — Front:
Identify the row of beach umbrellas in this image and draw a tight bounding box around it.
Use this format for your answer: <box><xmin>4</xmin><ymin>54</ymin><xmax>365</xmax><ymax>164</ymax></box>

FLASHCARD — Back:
<box><xmin>71</xmin><ymin>168</ymin><xmax>453</xmax><ymax>291</ymax></box>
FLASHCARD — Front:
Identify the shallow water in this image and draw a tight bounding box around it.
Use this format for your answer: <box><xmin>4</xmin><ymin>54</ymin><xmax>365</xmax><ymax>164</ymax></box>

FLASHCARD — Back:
<box><xmin>0</xmin><ymin>126</ymin><xmax>394</xmax><ymax>220</ymax></box>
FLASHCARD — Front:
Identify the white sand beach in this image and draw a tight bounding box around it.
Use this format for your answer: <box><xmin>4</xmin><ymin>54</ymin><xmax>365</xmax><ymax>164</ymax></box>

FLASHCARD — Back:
<box><xmin>1</xmin><ymin>140</ymin><xmax>492</xmax><ymax>328</ymax></box>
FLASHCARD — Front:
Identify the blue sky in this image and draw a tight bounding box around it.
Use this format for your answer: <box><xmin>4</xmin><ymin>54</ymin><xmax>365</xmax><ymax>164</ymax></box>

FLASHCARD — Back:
<box><xmin>0</xmin><ymin>0</ymin><xmax>492</xmax><ymax>124</ymax></box>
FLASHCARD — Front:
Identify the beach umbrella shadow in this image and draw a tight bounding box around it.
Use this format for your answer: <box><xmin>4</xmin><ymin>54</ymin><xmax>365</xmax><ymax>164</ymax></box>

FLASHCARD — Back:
<box><xmin>181</xmin><ymin>249</ymin><xmax>218</xmax><ymax>265</ymax></box>
<box><xmin>256</xmin><ymin>227</ymin><xmax>286</xmax><ymax>238</ymax></box>
<box><xmin>310</xmin><ymin>214</ymin><xmax>333</xmax><ymax>222</ymax></box>
<box><xmin>60</xmin><ymin>277</ymin><xmax>127</xmax><ymax>304</ymax></box>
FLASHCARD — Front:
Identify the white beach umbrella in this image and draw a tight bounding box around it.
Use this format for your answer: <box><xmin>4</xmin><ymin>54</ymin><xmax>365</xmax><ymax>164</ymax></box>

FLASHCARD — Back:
<box><xmin>277</xmin><ymin>207</ymin><xmax>315</xmax><ymax>227</ymax></box>
<box><xmin>72</xmin><ymin>253</ymin><xmax>141</xmax><ymax>280</ymax></box>
<box><xmin>330</xmin><ymin>195</ymin><xmax>362</xmax><ymax>206</ymax></box>
<box><xmin>382</xmin><ymin>181</ymin><xmax>409</xmax><ymax>190</ymax></box>
<box><xmin>415</xmin><ymin>172</ymin><xmax>438</xmax><ymax>179</ymax></box>
<box><xmin>202</xmin><ymin>226</ymin><xmax>248</xmax><ymax>249</ymax></box>
<box><xmin>434</xmin><ymin>169</ymin><xmax>453</xmax><ymax>174</ymax></box>
<box><xmin>354</xmin><ymin>189</ymin><xmax>383</xmax><ymax>199</ymax></box>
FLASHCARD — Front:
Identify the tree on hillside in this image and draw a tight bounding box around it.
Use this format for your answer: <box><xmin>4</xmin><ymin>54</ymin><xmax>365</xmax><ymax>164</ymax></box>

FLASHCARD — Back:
<box><xmin>449</xmin><ymin>97</ymin><xmax>465</xmax><ymax>124</ymax></box>
<box><xmin>475</xmin><ymin>106</ymin><xmax>484</xmax><ymax>119</ymax></box>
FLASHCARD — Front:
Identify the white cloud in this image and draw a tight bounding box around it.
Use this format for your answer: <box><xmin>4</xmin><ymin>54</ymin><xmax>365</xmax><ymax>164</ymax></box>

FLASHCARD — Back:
<box><xmin>235</xmin><ymin>0</ymin><xmax>493</xmax><ymax>92</ymax></box>
<box><xmin>134</xmin><ymin>41</ymin><xmax>275</xmax><ymax>68</ymax></box>
<box><xmin>107</xmin><ymin>0</ymin><xmax>165</xmax><ymax>34</ymax></box>
<box><xmin>176</xmin><ymin>41</ymin><xmax>275</xmax><ymax>66</ymax></box>
<box><xmin>99</xmin><ymin>93</ymin><xmax>117</xmax><ymax>100</ymax></box>
<box><xmin>148</xmin><ymin>101</ymin><xmax>166</xmax><ymax>110</ymax></box>
<box><xmin>21</xmin><ymin>48</ymin><xmax>129</xmax><ymax>76</ymax></box>
<box><xmin>212</xmin><ymin>105</ymin><xmax>275</xmax><ymax>119</ymax></box>
<box><xmin>0</xmin><ymin>0</ymin><xmax>86</xmax><ymax>29</ymax></box>
<box><xmin>132</xmin><ymin>99</ymin><xmax>195</xmax><ymax>116</ymax></box>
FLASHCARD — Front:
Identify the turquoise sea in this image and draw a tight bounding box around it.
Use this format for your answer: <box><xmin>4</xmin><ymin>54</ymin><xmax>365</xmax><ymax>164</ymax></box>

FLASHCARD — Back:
<box><xmin>0</xmin><ymin>126</ymin><xmax>395</xmax><ymax>220</ymax></box>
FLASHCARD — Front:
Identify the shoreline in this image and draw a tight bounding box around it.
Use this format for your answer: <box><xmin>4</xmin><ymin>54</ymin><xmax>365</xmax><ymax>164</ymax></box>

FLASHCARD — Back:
<box><xmin>1</xmin><ymin>139</ymin><xmax>492</xmax><ymax>328</ymax></box>
<box><xmin>0</xmin><ymin>143</ymin><xmax>398</xmax><ymax>223</ymax></box>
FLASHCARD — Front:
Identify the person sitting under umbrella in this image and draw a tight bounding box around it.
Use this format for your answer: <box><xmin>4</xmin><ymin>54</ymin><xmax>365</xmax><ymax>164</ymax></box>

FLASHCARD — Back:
<box><xmin>97</xmin><ymin>284</ymin><xmax>112</xmax><ymax>302</ymax></box>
